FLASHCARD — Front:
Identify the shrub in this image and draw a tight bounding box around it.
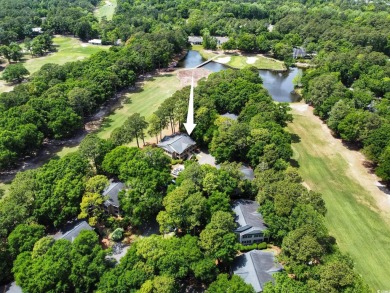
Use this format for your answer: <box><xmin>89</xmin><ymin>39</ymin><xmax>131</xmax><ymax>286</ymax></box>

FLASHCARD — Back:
<box><xmin>236</xmin><ymin>242</ymin><xmax>267</xmax><ymax>252</ymax></box>
<box><xmin>171</xmin><ymin>159</ymin><xmax>184</xmax><ymax>165</ymax></box>
<box><xmin>111</xmin><ymin>228</ymin><xmax>124</xmax><ymax>242</ymax></box>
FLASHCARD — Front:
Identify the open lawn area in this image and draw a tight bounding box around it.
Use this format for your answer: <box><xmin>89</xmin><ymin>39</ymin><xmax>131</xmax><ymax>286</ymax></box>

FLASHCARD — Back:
<box><xmin>226</xmin><ymin>55</ymin><xmax>286</xmax><ymax>71</ymax></box>
<box><xmin>192</xmin><ymin>45</ymin><xmax>286</xmax><ymax>71</ymax></box>
<box><xmin>98</xmin><ymin>74</ymin><xmax>181</xmax><ymax>140</ymax></box>
<box><xmin>56</xmin><ymin>73</ymin><xmax>182</xmax><ymax>156</ymax></box>
<box><xmin>95</xmin><ymin>0</ymin><xmax>117</xmax><ymax>21</ymax></box>
<box><xmin>0</xmin><ymin>36</ymin><xmax>109</xmax><ymax>94</ymax></box>
<box><xmin>23</xmin><ymin>36</ymin><xmax>109</xmax><ymax>73</ymax></box>
<box><xmin>288</xmin><ymin>103</ymin><xmax>390</xmax><ymax>291</ymax></box>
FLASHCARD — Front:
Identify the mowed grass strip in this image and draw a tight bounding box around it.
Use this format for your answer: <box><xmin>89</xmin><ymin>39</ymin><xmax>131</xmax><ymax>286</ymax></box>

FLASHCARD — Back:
<box><xmin>49</xmin><ymin>72</ymin><xmax>182</xmax><ymax>157</ymax></box>
<box><xmin>191</xmin><ymin>45</ymin><xmax>285</xmax><ymax>71</ymax></box>
<box><xmin>226</xmin><ymin>55</ymin><xmax>286</xmax><ymax>71</ymax></box>
<box><xmin>0</xmin><ymin>36</ymin><xmax>108</xmax><ymax>94</ymax></box>
<box><xmin>24</xmin><ymin>36</ymin><xmax>109</xmax><ymax>74</ymax></box>
<box><xmin>94</xmin><ymin>0</ymin><xmax>117</xmax><ymax>21</ymax></box>
<box><xmin>97</xmin><ymin>73</ymin><xmax>182</xmax><ymax>140</ymax></box>
<box><xmin>288</xmin><ymin>111</ymin><xmax>390</xmax><ymax>291</ymax></box>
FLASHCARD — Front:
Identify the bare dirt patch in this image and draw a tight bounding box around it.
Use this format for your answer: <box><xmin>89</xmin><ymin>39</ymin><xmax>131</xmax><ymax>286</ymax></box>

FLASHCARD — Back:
<box><xmin>177</xmin><ymin>68</ymin><xmax>212</xmax><ymax>87</ymax></box>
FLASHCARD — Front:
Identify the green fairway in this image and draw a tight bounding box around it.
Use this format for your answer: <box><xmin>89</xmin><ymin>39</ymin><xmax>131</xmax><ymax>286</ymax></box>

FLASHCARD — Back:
<box><xmin>288</xmin><ymin>105</ymin><xmax>390</xmax><ymax>291</ymax></box>
<box><xmin>192</xmin><ymin>45</ymin><xmax>286</xmax><ymax>71</ymax></box>
<box><xmin>57</xmin><ymin>73</ymin><xmax>182</xmax><ymax>156</ymax></box>
<box><xmin>98</xmin><ymin>74</ymin><xmax>181</xmax><ymax>140</ymax></box>
<box><xmin>1</xmin><ymin>36</ymin><xmax>108</xmax><ymax>94</ymax></box>
<box><xmin>225</xmin><ymin>55</ymin><xmax>286</xmax><ymax>71</ymax></box>
<box><xmin>192</xmin><ymin>45</ymin><xmax>219</xmax><ymax>60</ymax></box>
<box><xmin>24</xmin><ymin>36</ymin><xmax>109</xmax><ymax>74</ymax></box>
<box><xmin>95</xmin><ymin>0</ymin><xmax>117</xmax><ymax>21</ymax></box>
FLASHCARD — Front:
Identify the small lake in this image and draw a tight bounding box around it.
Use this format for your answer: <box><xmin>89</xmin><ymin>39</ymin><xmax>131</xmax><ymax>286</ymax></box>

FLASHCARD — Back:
<box><xmin>180</xmin><ymin>50</ymin><xmax>302</xmax><ymax>102</ymax></box>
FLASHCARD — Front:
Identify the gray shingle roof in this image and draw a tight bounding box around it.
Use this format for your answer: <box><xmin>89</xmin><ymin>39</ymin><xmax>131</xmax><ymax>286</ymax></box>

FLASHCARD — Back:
<box><xmin>232</xmin><ymin>250</ymin><xmax>283</xmax><ymax>292</ymax></box>
<box><xmin>221</xmin><ymin>113</ymin><xmax>238</xmax><ymax>120</ymax></box>
<box><xmin>53</xmin><ymin>220</ymin><xmax>94</xmax><ymax>242</ymax></box>
<box><xmin>293</xmin><ymin>47</ymin><xmax>306</xmax><ymax>58</ymax></box>
<box><xmin>157</xmin><ymin>134</ymin><xmax>196</xmax><ymax>155</ymax></box>
<box><xmin>233</xmin><ymin>199</ymin><xmax>267</xmax><ymax>232</ymax></box>
<box><xmin>215</xmin><ymin>36</ymin><xmax>229</xmax><ymax>44</ymax></box>
<box><xmin>188</xmin><ymin>36</ymin><xmax>203</xmax><ymax>43</ymax></box>
<box><xmin>240</xmin><ymin>165</ymin><xmax>255</xmax><ymax>180</ymax></box>
<box><xmin>103</xmin><ymin>182</ymin><xmax>125</xmax><ymax>208</ymax></box>
<box><xmin>0</xmin><ymin>282</ymin><xmax>23</xmax><ymax>293</ymax></box>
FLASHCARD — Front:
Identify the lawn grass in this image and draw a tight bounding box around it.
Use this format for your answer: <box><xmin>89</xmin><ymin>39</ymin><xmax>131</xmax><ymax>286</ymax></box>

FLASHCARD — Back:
<box><xmin>23</xmin><ymin>36</ymin><xmax>109</xmax><ymax>74</ymax></box>
<box><xmin>98</xmin><ymin>74</ymin><xmax>181</xmax><ymax>140</ymax></box>
<box><xmin>0</xmin><ymin>36</ymin><xmax>109</xmax><ymax>94</ymax></box>
<box><xmin>94</xmin><ymin>0</ymin><xmax>117</xmax><ymax>21</ymax></box>
<box><xmin>288</xmin><ymin>109</ymin><xmax>390</xmax><ymax>291</ymax></box>
<box><xmin>191</xmin><ymin>45</ymin><xmax>286</xmax><ymax>71</ymax></box>
<box><xmin>226</xmin><ymin>55</ymin><xmax>286</xmax><ymax>71</ymax></box>
<box><xmin>192</xmin><ymin>45</ymin><xmax>219</xmax><ymax>60</ymax></box>
<box><xmin>57</xmin><ymin>73</ymin><xmax>182</xmax><ymax>156</ymax></box>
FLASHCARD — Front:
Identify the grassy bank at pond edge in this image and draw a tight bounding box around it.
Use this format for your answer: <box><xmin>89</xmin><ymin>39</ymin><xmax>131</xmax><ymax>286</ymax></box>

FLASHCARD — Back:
<box><xmin>192</xmin><ymin>45</ymin><xmax>286</xmax><ymax>71</ymax></box>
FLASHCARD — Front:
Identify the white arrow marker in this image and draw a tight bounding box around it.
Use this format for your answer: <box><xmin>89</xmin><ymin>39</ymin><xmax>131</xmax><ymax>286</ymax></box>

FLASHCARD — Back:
<box><xmin>183</xmin><ymin>76</ymin><xmax>197</xmax><ymax>135</ymax></box>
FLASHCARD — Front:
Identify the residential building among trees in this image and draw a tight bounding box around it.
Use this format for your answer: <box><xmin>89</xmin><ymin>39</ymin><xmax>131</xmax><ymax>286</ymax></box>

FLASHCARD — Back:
<box><xmin>157</xmin><ymin>133</ymin><xmax>197</xmax><ymax>159</ymax></box>
<box><xmin>233</xmin><ymin>200</ymin><xmax>267</xmax><ymax>245</ymax></box>
<box><xmin>102</xmin><ymin>181</ymin><xmax>125</xmax><ymax>217</ymax></box>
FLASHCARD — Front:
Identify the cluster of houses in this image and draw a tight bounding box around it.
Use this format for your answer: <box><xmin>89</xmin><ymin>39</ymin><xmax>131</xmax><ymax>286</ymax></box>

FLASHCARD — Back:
<box><xmin>188</xmin><ymin>36</ymin><xmax>230</xmax><ymax>46</ymax></box>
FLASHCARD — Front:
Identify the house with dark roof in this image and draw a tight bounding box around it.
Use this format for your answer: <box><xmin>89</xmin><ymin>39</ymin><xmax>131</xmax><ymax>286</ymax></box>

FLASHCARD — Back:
<box><xmin>221</xmin><ymin>112</ymin><xmax>238</xmax><ymax>120</ymax></box>
<box><xmin>232</xmin><ymin>250</ymin><xmax>283</xmax><ymax>292</ymax></box>
<box><xmin>188</xmin><ymin>36</ymin><xmax>203</xmax><ymax>45</ymax></box>
<box><xmin>157</xmin><ymin>133</ymin><xmax>197</xmax><ymax>160</ymax></box>
<box><xmin>53</xmin><ymin>220</ymin><xmax>94</xmax><ymax>242</ymax></box>
<box><xmin>233</xmin><ymin>199</ymin><xmax>267</xmax><ymax>245</ymax></box>
<box><xmin>103</xmin><ymin>181</ymin><xmax>125</xmax><ymax>217</ymax></box>
<box><xmin>188</xmin><ymin>36</ymin><xmax>229</xmax><ymax>46</ymax></box>
<box><xmin>293</xmin><ymin>47</ymin><xmax>307</xmax><ymax>59</ymax></box>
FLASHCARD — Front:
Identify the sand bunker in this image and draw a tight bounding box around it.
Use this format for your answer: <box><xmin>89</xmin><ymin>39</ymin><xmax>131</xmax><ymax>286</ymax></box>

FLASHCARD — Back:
<box><xmin>246</xmin><ymin>57</ymin><xmax>258</xmax><ymax>64</ymax></box>
<box><xmin>215</xmin><ymin>56</ymin><xmax>231</xmax><ymax>64</ymax></box>
<box><xmin>290</xmin><ymin>103</ymin><xmax>308</xmax><ymax>112</ymax></box>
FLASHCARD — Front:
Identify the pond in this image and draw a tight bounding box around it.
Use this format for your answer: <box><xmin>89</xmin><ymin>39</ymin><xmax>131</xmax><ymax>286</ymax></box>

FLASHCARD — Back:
<box><xmin>180</xmin><ymin>50</ymin><xmax>302</xmax><ymax>103</ymax></box>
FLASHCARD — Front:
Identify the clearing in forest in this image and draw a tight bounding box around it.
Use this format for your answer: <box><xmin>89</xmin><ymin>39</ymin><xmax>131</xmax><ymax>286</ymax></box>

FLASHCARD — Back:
<box><xmin>0</xmin><ymin>36</ymin><xmax>109</xmax><ymax>94</ymax></box>
<box><xmin>94</xmin><ymin>0</ymin><xmax>118</xmax><ymax>21</ymax></box>
<box><xmin>97</xmin><ymin>73</ymin><xmax>182</xmax><ymax>140</ymax></box>
<box><xmin>24</xmin><ymin>36</ymin><xmax>109</xmax><ymax>73</ymax></box>
<box><xmin>288</xmin><ymin>102</ymin><xmax>390</xmax><ymax>291</ymax></box>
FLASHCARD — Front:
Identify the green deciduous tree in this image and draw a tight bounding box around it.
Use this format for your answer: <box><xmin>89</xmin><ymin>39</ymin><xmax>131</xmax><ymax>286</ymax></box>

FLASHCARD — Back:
<box><xmin>7</xmin><ymin>223</ymin><xmax>45</xmax><ymax>258</ymax></box>
<box><xmin>199</xmin><ymin>211</ymin><xmax>237</xmax><ymax>263</ymax></box>
<box><xmin>206</xmin><ymin>274</ymin><xmax>256</xmax><ymax>293</ymax></box>
<box><xmin>2</xmin><ymin>64</ymin><xmax>29</xmax><ymax>82</ymax></box>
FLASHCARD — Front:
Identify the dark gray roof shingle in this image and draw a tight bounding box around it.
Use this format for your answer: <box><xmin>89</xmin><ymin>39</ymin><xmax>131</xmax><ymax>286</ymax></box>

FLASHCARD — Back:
<box><xmin>233</xmin><ymin>199</ymin><xmax>267</xmax><ymax>232</ymax></box>
<box><xmin>221</xmin><ymin>113</ymin><xmax>238</xmax><ymax>120</ymax></box>
<box><xmin>157</xmin><ymin>134</ymin><xmax>196</xmax><ymax>155</ymax></box>
<box><xmin>103</xmin><ymin>182</ymin><xmax>125</xmax><ymax>208</ymax></box>
<box><xmin>53</xmin><ymin>220</ymin><xmax>94</xmax><ymax>242</ymax></box>
<box><xmin>232</xmin><ymin>250</ymin><xmax>283</xmax><ymax>292</ymax></box>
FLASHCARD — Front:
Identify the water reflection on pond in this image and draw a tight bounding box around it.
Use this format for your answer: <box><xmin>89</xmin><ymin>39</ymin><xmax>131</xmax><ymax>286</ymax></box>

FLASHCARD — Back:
<box><xmin>180</xmin><ymin>50</ymin><xmax>302</xmax><ymax>102</ymax></box>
